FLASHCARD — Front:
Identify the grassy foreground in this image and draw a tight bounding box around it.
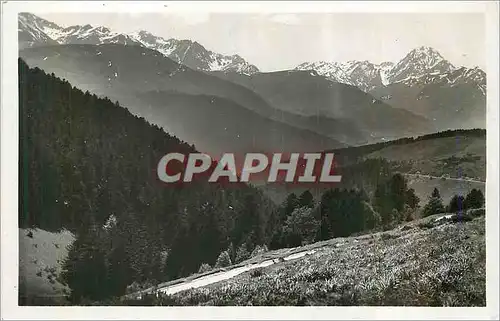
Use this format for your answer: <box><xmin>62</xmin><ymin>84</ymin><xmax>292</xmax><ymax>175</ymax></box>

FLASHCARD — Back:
<box><xmin>123</xmin><ymin>211</ymin><xmax>485</xmax><ymax>306</ymax></box>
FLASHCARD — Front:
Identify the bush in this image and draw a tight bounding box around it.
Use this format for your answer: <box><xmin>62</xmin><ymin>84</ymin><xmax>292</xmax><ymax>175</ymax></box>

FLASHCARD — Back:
<box><xmin>250</xmin><ymin>245</ymin><xmax>268</xmax><ymax>258</ymax></box>
<box><xmin>468</xmin><ymin>208</ymin><xmax>485</xmax><ymax>218</ymax></box>
<box><xmin>250</xmin><ymin>268</ymin><xmax>264</xmax><ymax>278</ymax></box>
<box><xmin>198</xmin><ymin>263</ymin><xmax>212</xmax><ymax>274</ymax></box>
<box><xmin>214</xmin><ymin>251</ymin><xmax>232</xmax><ymax>268</ymax></box>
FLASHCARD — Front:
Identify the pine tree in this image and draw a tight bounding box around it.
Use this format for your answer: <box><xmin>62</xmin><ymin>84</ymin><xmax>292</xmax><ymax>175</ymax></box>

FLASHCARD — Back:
<box><xmin>464</xmin><ymin>189</ymin><xmax>485</xmax><ymax>209</ymax></box>
<box><xmin>61</xmin><ymin>230</ymin><xmax>109</xmax><ymax>303</ymax></box>
<box><xmin>447</xmin><ymin>195</ymin><xmax>466</xmax><ymax>213</ymax></box>
<box><xmin>214</xmin><ymin>251</ymin><xmax>232</xmax><ymax>268</ymax></box>
<box><xmin>281</xmin><ymin>193</ymin><xmax>300</xmax><ymax>221</ymax></box>
<box><xmin>298</xmin><ymin>190</ymin><xmax>314</xmax><ymax>208</ymax></box>
<box><xmin>283</xmin><ymin>206</ymin><xmax>320</xmax><ymax>245</ymax></box>
<box><xmin>422</xmin><ymin>188</ymin><xmax>445</xmax><ymax>217</ymax></box>
<box><xmin>405</xmin><ymin>188</ymin><xmax>420</xmax><ymax>209</ymax></box>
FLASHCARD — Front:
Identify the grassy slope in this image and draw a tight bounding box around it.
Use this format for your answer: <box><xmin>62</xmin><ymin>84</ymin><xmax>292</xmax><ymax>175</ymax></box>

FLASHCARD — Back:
<box><xmin>19</xmin><ymin>228</ymin><xmax>74</xmax><ymax>304</ymax></box>
<box><xmin>259</xmin><ymin>133</ymin><xmax>486</xmax><ymax>205</ymax></box>
<box><xmin>363</xmin><ymin>135</ymin><xmax>486</xmax><ymax>181</ymax></box>
<box><xmin>146</xmin><ymin>211</ymin><xmax>485</xmax><ymax>306</ymax></box>
<box><xmin>405</xmin><ymin>175</ymin><xmax>485</xmax><ymax>205</ymax></box>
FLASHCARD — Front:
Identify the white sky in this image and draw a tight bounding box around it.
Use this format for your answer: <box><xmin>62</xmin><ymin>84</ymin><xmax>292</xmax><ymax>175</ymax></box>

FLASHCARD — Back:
<box><xmin>37</xmin><ymin>12</ymin><xmax>486</xmax><ymax>71</ymax></box>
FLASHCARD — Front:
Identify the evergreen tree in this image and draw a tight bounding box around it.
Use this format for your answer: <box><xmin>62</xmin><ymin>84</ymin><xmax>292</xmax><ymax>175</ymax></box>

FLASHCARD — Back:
<box><xmin>283</xmin><ymin>206</ymin><xmax>320</xmax><ymax>245</ymax></box>
<box><xmin>405</xmin><ymin>188</ymin><xmax>420</xmax><ymax>209</ymax></box>
<box><xmin>298</xmin><ymin>190</ymin><xmax>314</xmax><ymax>208</ymax></box>
<box><xmin>61</xmin><ymin>230</ymin><xmax>109</xmax><ymax>303</ymax></box>
<box><xmin>464</xmin><ymin>189</ymin><xmax>485</xmax><ymax>209</ymax></box>
<box><xmin>447</xmin><ymin>195</ymin><xmax>466</xmax><ymax>213</ymax></box>
<box><xmin>282</xmin><ymin>193</ymin><xmax>299</xmax><ymax>219</ymax></box>
<box><xmin>422</xmin><ymin>188</ymin><xmax>445</xmax><ymax>217</ymax></box>
<box><xmin>214</xmin><ymin>251</ymin><xmax>232</xmax><ymax>268</ymax></box>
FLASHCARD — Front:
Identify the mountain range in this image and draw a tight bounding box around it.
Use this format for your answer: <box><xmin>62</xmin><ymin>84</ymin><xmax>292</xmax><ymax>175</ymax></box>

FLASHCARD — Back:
<box><xmin>295</xmin><ymin>47</ymin><xmax>486</xmax><ymax>130</ymax></box>
<box><xmin>18</xmin><ymin>12</ymin><xmax>259</xmax><ymax>75</ymax></box>
<box><xmin>18</xmin><ymin>12</ymin><xmax>486</xmax><ymax>153</ymax></box>
<box><xmin>295</xmin><ymin>46</ymin><xmax>484</xmax><ymax>93</ymax></box>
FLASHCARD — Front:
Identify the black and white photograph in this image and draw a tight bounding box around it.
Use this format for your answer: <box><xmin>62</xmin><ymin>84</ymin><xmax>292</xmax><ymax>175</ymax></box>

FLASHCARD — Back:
<box><xmin>1</xmin><ymin>1</ymin><xmax>499</xmax><ymax>319</ymax></box>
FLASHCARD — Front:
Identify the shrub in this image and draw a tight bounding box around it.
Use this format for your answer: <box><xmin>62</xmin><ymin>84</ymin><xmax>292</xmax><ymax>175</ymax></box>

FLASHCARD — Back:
<box><xmin>250</xmin><ymin>268</ymin><xmax>264</xmax><ymax>278</ymax></box>
<box><xmin>198</xmin><ymin>263</ymin><xmax>212</xmax><ymax>274</ymax></box>
<box><xmin>250</xmin><ymin>244</ymin><xmax>268</xmax><ymax>258</ymax></box>
<box><xmin>468</xmin><ymin>208</ymin><xmax>485</xmax><ymax>218</ymax></box>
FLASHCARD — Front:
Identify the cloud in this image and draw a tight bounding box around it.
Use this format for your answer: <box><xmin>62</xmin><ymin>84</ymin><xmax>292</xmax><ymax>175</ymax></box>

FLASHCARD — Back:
<box><xmin>269</xmin><ymin>14</ymin><xmax>301</xmax><ymax>25</ymax></box>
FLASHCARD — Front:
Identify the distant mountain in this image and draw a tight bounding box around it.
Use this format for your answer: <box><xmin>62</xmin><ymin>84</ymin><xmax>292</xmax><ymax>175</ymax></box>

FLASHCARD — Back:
<box><xmin>211</xmin><ymin>70</ymin><xmax>432</xmax><ymax>142</ymax></box>
<box><xmin>19</xmin><ymin>44</ymin><xmax>345</xmax><ymax>156</ymax></box>
<box><xmin>129</xmin><ymin>30</ymin><xmax>259</xmax><ymax>75</ymax></box>
<box><xmin>384</xmin><ymin>46</ymin><xmax>456</xmax><ymax>84</ymax></box>
<box><xmin>18</xmin><ymin>12</ymin><xmax>258</xmax><ymax>75</ymax></box>
<box><xmin>295</xmin><ymin>47</ymin><xmax>463</xmax><ymax>91</ymax></box>
<box><xmin>371</xmin><ymin>66</ymin><xmax>486</xmax><ymax>129</ymax></box>
<box><xmin>296</xmin><ymin>60</ymin><xmax>394</xmax><ymax>92</ymax></box>
<box><xmin>18</xmin><ymin>12</ymin><xmax>60</xmax><ymax>48</ymax></box>
<box><xmin>297</xmin><ymin>46</ymin><xmax>486</xmax><ymax>129</ymax></box>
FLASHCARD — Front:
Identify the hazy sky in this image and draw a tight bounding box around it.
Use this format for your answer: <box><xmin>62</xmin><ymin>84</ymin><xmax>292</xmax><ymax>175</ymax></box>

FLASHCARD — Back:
<box><xmin>37</xmin><ymin>12</ymin><xmax>486</xmax><ymax>71</ymax></box>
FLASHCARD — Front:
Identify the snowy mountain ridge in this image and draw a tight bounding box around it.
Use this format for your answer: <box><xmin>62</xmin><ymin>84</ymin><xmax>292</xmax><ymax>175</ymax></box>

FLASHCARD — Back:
<box><xmin>18</xmin><ymin>12</ymin><xmax>259</xmax><ymax>75</ymax></box>
<box><xmin>295</xmin><ymin>46</ymin><xmax>485</xmax><ymax>94</ymax></box>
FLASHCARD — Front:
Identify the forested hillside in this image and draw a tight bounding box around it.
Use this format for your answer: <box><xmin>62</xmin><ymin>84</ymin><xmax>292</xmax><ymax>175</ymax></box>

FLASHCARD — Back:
<box><xmin>18</xmin><ymin>59</ymin><xmax>279</xmax><ymax>302</ymax></box>
<box><xmin>18</xmin><ymin>58</ymin><xmax>486</xmax><ymax>305</ymax></box>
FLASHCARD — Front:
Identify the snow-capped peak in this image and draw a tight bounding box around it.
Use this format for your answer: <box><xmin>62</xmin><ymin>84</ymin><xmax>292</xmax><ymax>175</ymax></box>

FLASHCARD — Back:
<box><xmin>295</xmin><ymin>60</ymin><xmax>395</xmax><ymax>91</ymax></box>
<box><xmin>386</xmin><ymin>46</ymin><xmax>455</xmax><ymax>84</ymax></box>
<box><xmin>18</xmin><ymin>12</ymin><xmax>63</xmax><ymax>47</ymax></box>
<box><xmin>19</xmin><ymin>12</ymin><xmax>259</xmax><ymax>75</ymax></box>
<box><xmin>295</xmin><ymin>46</ymin><xmax>465</xmax><ymax>92</ymax></box>
<box><xmin>295</xmin><ymin>61</ymin><xmax>354</xmax><ymax>86</ymax></box>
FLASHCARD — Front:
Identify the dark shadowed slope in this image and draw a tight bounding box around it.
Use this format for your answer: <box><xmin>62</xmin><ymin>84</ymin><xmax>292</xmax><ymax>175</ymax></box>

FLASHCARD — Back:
<box><xmin>136</xmin><ymin>90</ymin><xmax>346</xmax><ymax>155</ymax></box>
<box><xmin>19</xmin><ymin>44</ymin><xmax>345</xmax><ymax>155</ymax></box>
<box><xmin>212</xmin><ymin>70</ymin><xmax>433</xmax><ymax>142</ymax></box>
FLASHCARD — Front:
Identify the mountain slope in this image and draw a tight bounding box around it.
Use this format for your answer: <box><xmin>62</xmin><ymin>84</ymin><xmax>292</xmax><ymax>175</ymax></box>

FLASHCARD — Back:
<box><xmin>19</xmin><ymin>58</ymin><xmax>280</xmax><ymax>303</ymax></box>
<box><xmin>18</xmin><ymin>12</ymin><xmax>60</xmax><ymax>49</ymax></box>
<box><xmin>19</xmin><ymin>44</ymin><xmax>345</xmax><ymax>154</ymax></box>
<box><xmin>18</xmin><ymin>12</ymin><xmax>258</xmax><ymax>74</ymax></box>
<box><xmin>370</xmin><ymin>67</ymin><xmax>486</xmax><ymax>129</ymax></box>
<box><xmin>297</xmin><ymin>46</ymin><xmax>486</xmax><ymax>130</ymax></box>
<box><xmin>129</xmin><ymin>30</ymin><xmax>259</xmax><ymax>74</ymax></box>
<box><xmin>212</xmin><ymin>70</ymin><xmax>433</xmax><ymax>142</ymax></box>
<box><xmin>136</xmin><ymin>90</ymin><xmax>345</xmax><ymax>155</ymax></box>
<box><xmin>121</xmin><ymin>211</ymin><xmax>486</xmax><ymax>306</ymax></box>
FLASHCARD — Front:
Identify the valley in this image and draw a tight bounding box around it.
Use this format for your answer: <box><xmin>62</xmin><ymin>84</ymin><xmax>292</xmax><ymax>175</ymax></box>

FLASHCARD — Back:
<box><xmin>16</xmin><ymin>12</ymin><xmax>488</xmax><ymax>308</ymax></box>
